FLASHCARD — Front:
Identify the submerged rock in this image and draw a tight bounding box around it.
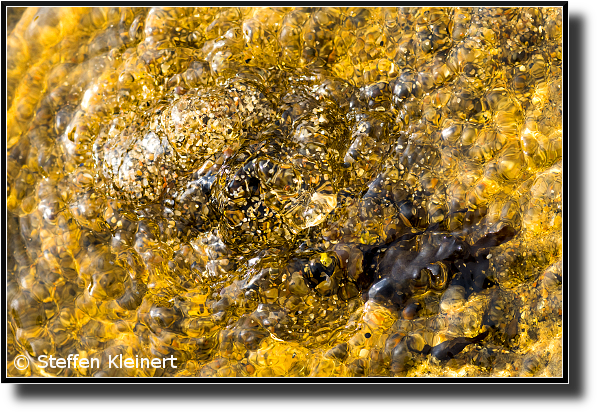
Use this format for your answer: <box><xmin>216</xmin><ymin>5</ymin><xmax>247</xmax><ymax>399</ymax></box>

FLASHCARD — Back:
<box><xmin>6</xmin><ymin>6</ymin><xmax>563</xmax><ymax>378</ymax></box>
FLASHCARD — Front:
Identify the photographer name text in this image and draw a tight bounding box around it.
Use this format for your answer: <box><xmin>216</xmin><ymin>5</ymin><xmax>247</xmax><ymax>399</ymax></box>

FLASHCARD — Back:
<box><xmin>36</xmin><ymin>354</ymin><xmax>177</xmax><ymax>369</ymax></box>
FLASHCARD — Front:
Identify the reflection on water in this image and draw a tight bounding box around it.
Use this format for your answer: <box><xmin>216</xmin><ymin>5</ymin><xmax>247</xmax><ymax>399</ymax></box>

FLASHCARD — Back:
<box><xmin>6</xmin><ymin>6</ymin><xmax>562</xmax><ymax>377</ymax></box>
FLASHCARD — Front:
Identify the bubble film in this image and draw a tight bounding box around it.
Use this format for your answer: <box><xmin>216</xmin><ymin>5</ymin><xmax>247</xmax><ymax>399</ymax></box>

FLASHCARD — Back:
<box><xmin>6</xmin><ymin>6</ymin><xmax>563</xmax><ymax>378</ymax></box>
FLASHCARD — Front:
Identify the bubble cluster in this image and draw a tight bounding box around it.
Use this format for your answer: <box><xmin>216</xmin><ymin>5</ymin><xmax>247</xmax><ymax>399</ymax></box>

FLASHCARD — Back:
<box><xmin>7</xmin><ymin>6</ymin><xmax>562</xmax><ymax>377</ymax></box>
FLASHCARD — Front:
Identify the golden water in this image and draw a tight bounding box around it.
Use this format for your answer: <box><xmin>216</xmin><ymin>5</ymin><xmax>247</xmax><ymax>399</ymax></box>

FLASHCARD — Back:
<box><xmin>6</xmin><ymin>6</ymin><xmax>562</xmax><ymax>377</ymax></box>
